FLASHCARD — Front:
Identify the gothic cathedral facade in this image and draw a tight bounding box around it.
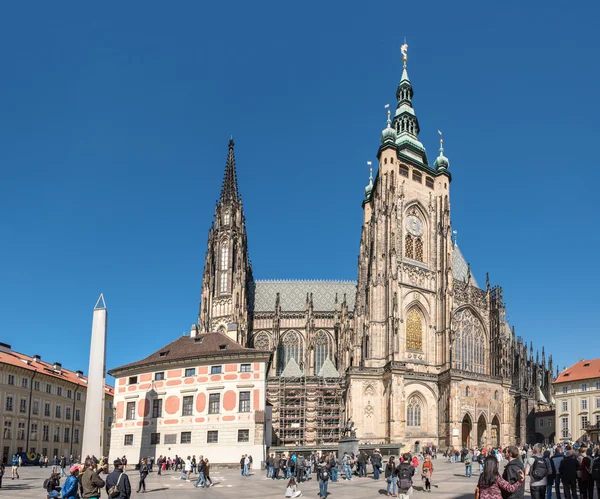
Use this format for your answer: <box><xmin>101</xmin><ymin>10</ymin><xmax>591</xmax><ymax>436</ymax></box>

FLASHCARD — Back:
<box><xmin>193</xmin><ymin>57</ymin><xmax>554</xmax><ymax>451</ymax></box>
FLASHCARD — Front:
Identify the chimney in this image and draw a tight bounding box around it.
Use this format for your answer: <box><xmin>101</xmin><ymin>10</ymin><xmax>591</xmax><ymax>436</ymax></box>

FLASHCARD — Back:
<box><xmin>53</xmin><ymin>362</ymin><xmax>62</xmax><ymax>372</ymax></box>
<box><xmin>76</xmin><ymin>370</ymin><xmax>83</xmax><ymax>378</ymax></box>
<box><xmin>0</xmin><ymin>342</ymin><xmax>11</xmax><ymax>354</ymax></box>
<box><xmin>33</xmin><ymin>355</ymin><xmax>41</xmax><ymax>362</ymax></box>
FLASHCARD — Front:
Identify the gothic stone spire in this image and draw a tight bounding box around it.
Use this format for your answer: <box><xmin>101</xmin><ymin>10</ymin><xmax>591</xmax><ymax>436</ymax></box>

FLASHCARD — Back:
<box><xmin>220</xmin><ymin>138</ymin><xmax>239</xmax><ymax>205</ymax></box>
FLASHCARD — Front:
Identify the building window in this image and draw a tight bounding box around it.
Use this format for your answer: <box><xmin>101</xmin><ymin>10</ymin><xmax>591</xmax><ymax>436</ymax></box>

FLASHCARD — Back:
<box><xmin>208</xmin><ymin>393</ymin><xmax>220</xmax><ymax>414</ymax></box>
<box><xmin>55</xmin><ymin>406</ymin><xmax>62</xmax><ymax>419</ymax></box>
<box><xmin>220</xmin><ymin>273</ymin><xmax>228</xmax><ymax>294</ymax></box>
<box><xmin>596</xmin><ymin>397</ymin><xmax>600</xmax><ymax>409</ymax></box>
<box><xmin>150</xmin><ymin>433</ymin><xmax>160</xmax><ymax>445</ymax></box>
<box><xmin>399</xmin><ymin>164</ymin><xmax>409</xmax><ymax>177</ymax></box>
<box><xmin>494</xmin><ymin>390</ymin><xmax>499</xmax><ymax>400</ymax></box>
<box><xmin>185</xmin><ymin>368</ymin><xmax>196</xmax><ymax>377</ymax></box>
<box><xmin>452</xmin><ymin>308</ymin><xmax>486</xmax><ymax>374</ymax></box>
<box><xmin>33</xmin><ymin>381</ymin><xmax>40</xmax><ymax>391</ymax></box>
<box><xmin>64</xmin><ymin>427</ymin><xmax>70</xmax><ymax>443</ymax></box>
<box><xmin>76</xmin><ymin>393</ymin><xmax>81</xmax><ymax>401</ymax></box>
<box><xmin>582</xmin><ymin>383</ymin><xmax>588</xmax><ymax>391</ymax></box>
<box><xmin>46</xmin><ymin>384</ymin><xmax>52</xmax><ymax>394</ymax></box>
<box><xmin>42</xmin><ymin>425</ymin><xmax>49</xmax><ymax>441</ymax></box>
<box><xmin>73</xmin><ymin>429</ymin><xmax>79</xmax><ymax>444</ymax></box>
<box><xmin>238</xmin><ymin>429</ymin><xmax>249</xmax><ymax>442</ymax></box>
<box><xmin>152</xmin><ymin>399</ymin><xmax>162</xmax><ymax>419</ymax></box>
<box><xmin>44</xmin><ymin>403</ymin><xmax>51</xmax><ymax>417</ymax></box>
<box><xmin>8</xmin><ymin>374</ymin><xmax>15</xmax><ymax>385</ymax></box>
<box><xmin>128</xmin><ymin>376</ymin><xmax>138</xmax><ymax>385</ymax></box>
<box><xmin>6</xmin><ymin>396</ymin><xmax>13</xmax><ymax>412</ymax></box>
<box><xmin>67</xmin><ymin>390</ymin><xmax>72</xmax><ymax>399</ymax></box>
<box><xmin>181</xmin><ymin>431</ymin><xmax>192</xmax><ymax>444</ymax></box>
<box><xmin>32</xmin><ymin>400</ymin><xmax>39</xmax><ymax>415</ymax></box>
<box><xmin>75</xmin><ymin>409</ymin><xmax>80</xmax><ymax>421</ymax></box>
<box><xmin>22</xmin><ymin>378</ymin><xmax>28</xmax><ymax>388</ymax></box>
<box><xmin>164</xmin><ymin>434</ymin><xmax>176</xmax><ymax>444</ymax></box>
<box><xmin>126</xmin><ymin>402</ymin><xmax>136</xmax><ymax>420</ymax></box>
<box><xmin>314</xmin><ymin>331</ymin><xmax>332</xmax><ymax>375</ymax></box>
<box><xmin>211</xmin><ymin>365</ymin><xmax>222</xmax><ymax>375</ymax></box>
<box><xmin>207</xmin><ymin>430</ymin><xmax>218</xmax><ymax>443</ymax></box>
<box><xmin>277</xmin><ymin>331</ymin><xmax>303</xmax><ymax>375</ymax></box>
<box><xmin>17</xmin><ymin>422</ymin><xmax>25</xmax><ymax>440</ymax></box>
<box><xmin>239</xmin><ymin>391</ymin><xmax>251</xmax><ymax>412</ymax></box>
<box><xmin>539</xmin><ymin>419</ymin><xmax>544</xmax><ymax>427</ymax></box>
<box><xmin>20</xmin><ymin>399</ymin><xmax>27</xmax><ymax>413</ymax></box>
<box><xmin>182</xmin><ymin>396</ymin><xmax>194</xmax><ymax>416</ymax></box>
<box><xmin>406</xmin><ymin>396</ymin><xmax>422</xmax><ymax>427</ymax></box>
<box><xmin>561</xmin><ymin>417</ymin><xmax>569</xmax><ymax>438</ymax></box>
<box><xmin>582</xmin><ymin>399</ymin><xmax>588</xmax><ymax>410</ymax></box>
<box><xmin>596</xmin><ymin>382</ymin><xmax>600</xmax><ymax>390</ymax></box>
<box><xmin>582</xmin><ymin>415</ymin><xmax>589</xmax><ymax>428</ymax></box>
<box><xmin>124</xmin><ymin>434</ymin><xmax>134</xmax><ymax>446</ymax></box>
<box><xmin>155</xmin><ymin>372</ymin><xmax>164</xmax><ymax>381</ymax></box>
<box><xmin>30</xmin><ymin>422</ymin><xmax>38</xmax><ymax>440</ymax></box>
<box><xmin>107</xmin><ymin>416</ymin><xmax>112</xmax><ymax>426</ymax></box>
<box><xmin>548</xmin><ymin>418</ymin><xmax>553</xmax><ymax>427</ymax></box>
<box><xmin>3</xmin><ymin>421</ymin><xmax>11</xmax><ymax>439</ymax></box>
<box><xmin>240</xmin><ymin>364</ymin><xmax>251</xmax><ymax>372</ymax></box>
<box><xmin>465</xmin><ymin>386</ymin><xmax>470</xmax><ymax>397</ymax></box>
<box><xmin>57</xmin><ymin>387</ymin><xmax>62</xmax><ymax>396</ymax></box>
<box><xmin>562</xmin><ymin>401</ymin><xmax>568</xmax><ymax>412</ymax></box>
<box><xmin>406</xmin><ymin>308</ymin><xmax>423</xmax><ymax>351</ymax></box>
<box><xmin>426</xmin><ymin>176</ymin><xmax>434</xmax><ymax>189</ymax></box>
<box><xmin>562</xmin><ymin>386</ymin><xmax>568</xmax><ymax>394</ymax></box>
<box><xmin>223</xmin><ymin>210</ymin><xmax>230</xmax><ymax>225</ymax></box>
<box><xmin>54</xmin><ymin>426</ymin><xmax>61</xmax><ymax>442</ymax></box>
<box><xmin>412</xmin><ymin>170</ymin><xmax>422</xmax><ymax>183</ymax></box>
<box><xmin>221</xmin><ymin>242</ymin><xmax>229</xmax><ymax>270</ymax></box>
<box><xmin>405</xmin><ymin>234</ymin><xmax>414</xmax><ymax>259</ymax></box>
<box><xmin>415</xmin><ymin>237</ymin><xmax>424</xmax><ymax>262</ymax></box>
<box><xmin>65</xmin><ymin>407</ymin><xmax>71</xmax><ymax>420</ymax></box>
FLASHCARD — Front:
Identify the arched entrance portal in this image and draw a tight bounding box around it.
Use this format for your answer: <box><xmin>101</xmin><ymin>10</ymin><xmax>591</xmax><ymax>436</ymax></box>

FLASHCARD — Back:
<box><xmin>477</xmin><ymin>414</ymin><xmax>487</xmax><ymax>447</ymax></box>
<box><xmin>462</xmin><ymin>414</ymin><xmax>472</xmax><ymax>448</ymax></box>
<box><xmin>491</xmin><ymin>415</ymin><xmax>501</xmax><ymax>447</ymax></box>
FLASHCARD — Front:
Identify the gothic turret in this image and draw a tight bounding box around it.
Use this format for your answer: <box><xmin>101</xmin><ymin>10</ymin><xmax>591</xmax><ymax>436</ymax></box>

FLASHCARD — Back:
<box><xmin>196</xmin><ymin>139</ymin><xmax>253</xmax><ymax>345</ymax></box>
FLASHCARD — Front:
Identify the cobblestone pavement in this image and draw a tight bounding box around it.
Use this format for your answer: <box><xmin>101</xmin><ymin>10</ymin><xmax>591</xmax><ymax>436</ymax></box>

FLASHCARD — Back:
<box><xmin>2</xmin><ymin>458</ymin><xmax>539</xmax><ymax>499</ymax></box>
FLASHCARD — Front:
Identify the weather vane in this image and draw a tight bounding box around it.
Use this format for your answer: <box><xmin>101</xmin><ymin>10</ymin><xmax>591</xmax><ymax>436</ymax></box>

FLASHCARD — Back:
<box><xmin>401</xmin><ymin>43</ymin><xmax>408</xmax><ymax>67</ymax></box>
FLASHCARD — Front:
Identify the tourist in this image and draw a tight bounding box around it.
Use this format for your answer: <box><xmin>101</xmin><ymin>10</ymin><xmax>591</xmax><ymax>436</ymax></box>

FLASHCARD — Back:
<box><xmin>81</xmin><ymin>458</ymin><xmax>106</xmax><ymax>499</ymax></box>
<box><xmin>385</xmin><ymin>456</ymin><xmax>397</xmax><ymax>496</ymax></box>
<box><xmin>465</xmin><ymin>449</ymin><xmax>474</xmax><ymax>477</ymax></box>
<box><xmin>61</xmin><ymin>465</ymin><xmax>80</xmax><ymax>499</ymax></box>
<box><xmin>267</xmin><ymin>453</ymin><xmax>275</xmax><ymax>479</ymax></box>
<box><xmin>396</xmin><ymin>453</ymin><xmax>416</xmax><ymax>498</ymax></box>
<box><xmin>577</xmin><ymin>448</ymin><xmax>593</xmax><ymax>499</ymax></box>
<box><xmin>501</xmin><ymin>445</ymin><xmax>526</xmax><ymax>499</ymax></box>
<box><xmin>45</xmin><ymin>472</ymin><xmax>62</xmax><ymax>498</ymax></box>
<box><xmin>137</xmin><ymin>457</ymin><xmax>149</xmax><ymax>493</ymax></box>
<box><xmin>478</xmin><ymin>452</ymin><xmax>486</xmax><ymax>474</ymax></box>
<box><xmin>559</xmin><ymin>450</ymin><xmax>579</xmax><ymax>499</ymax></box>
<box><xmin>372</xmin><ymin>449</ymin><xmax>383</xmax><ymax>480</ymax></box>
<box><xmin>273</xmin><ymin>454</ymin><xmax>281</xmax><ymax>480</ymax></box>
<box><xmin>526</xmin><ymin>443</ymin><xmax>550</xmax><ymax>499</ymax></box>
<box><xmin>357</xmin><ymin>450</ymin><xmax>368</xmax><ymax>478</ymax></box>
<box><xmin>281</xmin><ymin>454</ymin><xmax>289</xmax><ymax>479</ymax></box>
<box><xmin>157</xmin><ymin>455</ymin><xmax>163</xmax><ymax>476</ymax></box>
<box><xmin>592</xmin><ymin>451</ymin><xmax>600</xmax><ymax>499</ymax></box>
<box><xmin>552</xmin><ymin>447</ymin><xmax>564</xmax><ymax>499</ymax></box>
<box><xmin>544</xmin><ymin>450</ymin><xmax>557</xmax><ymax>499</ymax></box>
<box><xmin>422</xmin><ymin>455</ymin><xmax>433</xmax><ymax>492</ymax></box>
<box><xmin>60</xmin><ymin>455</ymin><xmax>67</xmax><ymax>477</ymax></box>
<box><xmin>0</xmin><ymin>457</ymin><xmax>5</xmax><ymax>488</ymax></box>
<box><xmin>195</xmin><ymin>455</ymin><xmax>207</xmax><ymax>487</ymax></box>
<box><xmin>477</xmin><ymin>455</ymin><xmax>525</xmax><ymax>499</ymax></box>
<box><xmin>329</xmin><ymin>452</ymin><xmax>339</xmax><ymax>483</ymax></box>
<box><xmin>342</xmin><ymin>452</ymin><xmax>352</xmax><ymax>480</ymax></box>
<box><xmin>285</xmin><ymin>477</ymin><xmax>302</xmax><ymax>498</ymax></box>
<box><xmin>296</xmin><ymin>454</ymin><xmax>306</xmax><ymax>482</ymax></box>
<box><xmin>184</xmin><ymin>456</ymin><xmax>192</xmax><ymax>481</ymax></box>
<box><xmin>204</xmin><ymin>458</ymin><xmax>214</xmax><ymax>487</ymax></box>
<box><xmin>317</xmin><ymin>455</ymin><xmax>331</xmax><ymax>499</ymax></box>
<box><xmin>240</xmin><ymin>454</ymin><xmax>246</xmax><ymax>476</ymax></box>
<box><xmin>105</xmin><ymin>458</ymin><xmax>131</xmax><ymax>499</ymax></box>
<box><xmin>11</xmin><ymin>454</ymin><xmax>19</xmax><ymax>479</ymax></box>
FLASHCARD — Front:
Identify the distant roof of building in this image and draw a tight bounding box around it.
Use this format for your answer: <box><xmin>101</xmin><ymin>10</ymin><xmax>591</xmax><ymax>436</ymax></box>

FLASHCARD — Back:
<box><xmin>535</xmin><ymin>410</ymin><xmax>555</xmax><ymax>417</ymax></box>
<box><xmin>0</xmin><ymin>343</ymin><xmax>114</xmax><ymax>395</ymax></box>
<box><xmin>555</xmin><ymin>358</ymin><xmax>600</xmax><ymax>384</ymax></box>
<box><xmin>453</xmin><ymin>244</ymin><xmax>479</xmax><ymax>288</ymax></box>
<box><xmin>108</xmin><ymin>333</ymin><xmax>271</xmax><ymax>376</ymax></box>
<box><xmin>250</xmin><ymin>280</ymin><xmax>356</xmax><ymax>312</ymax></box>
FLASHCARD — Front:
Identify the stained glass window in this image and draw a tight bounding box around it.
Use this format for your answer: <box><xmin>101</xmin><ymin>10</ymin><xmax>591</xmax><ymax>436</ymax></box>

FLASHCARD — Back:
<box><xmin>407</xmin><ymin>397</ymin><xmax>421</xmax><ymax>427</ymax></box>
<box><xmin>415</xmin><ymin>238</ymin><xmax>424</xmax><ymax>262</ymax></box>
<box><xmin>405</xmin><ymin>235</ymin><xmax>414</xmax><ymax>259</ymax></box>
<box><xmin>277</xmin><ymin>331</ymin><xmax>303</xmax><ymax>375</ymax></box>
<box><xmin>253</xmin><ymin>332</ymin><xmax>270</xmax><ymax>350</ymax></box>
<box><xmin>406</xmin><ymin>309</ymin><xmax>423</xmax><ymax>351</ymax></box>
<box><xmin>452</xmin><ymin>308</ymin><xmax>486</xmax><ymax>374</ymax></box>
<box><xmin>220</xmin><ymin>242</ymin><xmax>228</xmax><ymax>270</ymax></box>
<box><xmin>314</xmin><ymin>331</ymin><xmax>331</xmax><ymax>375</ymax></box>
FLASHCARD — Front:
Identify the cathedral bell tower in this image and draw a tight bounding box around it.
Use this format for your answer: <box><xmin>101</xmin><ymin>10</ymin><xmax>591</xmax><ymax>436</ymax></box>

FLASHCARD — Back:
<box><xmin>194</xmin><ymin>139</ymin><xmax>253</xmax><ymax>345</ymax></box>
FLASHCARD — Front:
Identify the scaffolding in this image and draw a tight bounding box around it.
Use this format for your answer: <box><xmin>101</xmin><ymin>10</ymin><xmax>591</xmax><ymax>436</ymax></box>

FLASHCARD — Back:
<box><xmin>315</xmin><ymin>377</ymin><xmax>343</xmax><ymax>444</ymax></box>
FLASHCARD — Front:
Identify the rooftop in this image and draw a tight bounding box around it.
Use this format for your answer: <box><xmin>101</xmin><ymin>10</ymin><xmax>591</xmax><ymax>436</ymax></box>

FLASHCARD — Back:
<box><xmin>0</xmin><ymin>343</ymin><xmax>114</xmax><ymax>395</ymax></box>
<box><xmin>109</xmin><ymin>333</ymin><xmax>270</xmax><ymax>375</ymax></box>
<box><xmin>555</xmin><ymin>358</ymin><xmax>600</xmax><ymax>384</ymax></box>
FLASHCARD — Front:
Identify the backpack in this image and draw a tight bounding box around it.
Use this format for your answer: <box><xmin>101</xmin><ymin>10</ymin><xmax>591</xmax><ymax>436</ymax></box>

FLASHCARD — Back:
<box><xmin>43</xmin><ymin>478</ymin><xmax>50</xmax><ymax>489</ymax></box>
<box><xmin>398</xmin><ymin>464</ymin><xmax>413</xmax><ymax>490</ymax></box>
<box><xmin>592</xmin><ymin>458</ymin><xmax>600</xmax><ymax>480</ymax></box>
<box><xmin>320</xmin><ymin>467</ymin><xmax>329</xmax><ymax>480</ymax></box>
<box><xmin>530</xmin><ymin>456</ymin><xmax>548</xmax><ymax>482</ymax></box>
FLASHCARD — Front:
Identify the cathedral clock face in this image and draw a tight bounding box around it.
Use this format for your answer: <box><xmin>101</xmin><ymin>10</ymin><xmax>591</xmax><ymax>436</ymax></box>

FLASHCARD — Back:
<box><xmin>406</xmin><ymin>215</ymin><xmax>423</xmax><ymax>236</ymax></box>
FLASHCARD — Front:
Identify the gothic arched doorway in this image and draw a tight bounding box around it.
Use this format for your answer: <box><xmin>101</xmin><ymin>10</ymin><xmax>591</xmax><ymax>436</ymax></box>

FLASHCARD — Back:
<box><xmin>491</xmin><ymin>415</ymin><xmax>500</xmax><ymax>447</ymax></box>
<box><xmin>461</xmin><ymin>414</ymin><xmax>472</xmax><ymax>448</ymax></box>
<box><xmin>477</xmin><ymin>414</ymin><xmax>487</xmax><ymax>447</ymax></box>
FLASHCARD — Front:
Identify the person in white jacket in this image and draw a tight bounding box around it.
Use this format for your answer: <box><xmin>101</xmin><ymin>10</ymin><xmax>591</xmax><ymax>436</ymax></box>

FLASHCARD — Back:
<box><xmin>285</xmin><ymin>477</ymin><xmax>302</xmax><ymax>498</ymax></box>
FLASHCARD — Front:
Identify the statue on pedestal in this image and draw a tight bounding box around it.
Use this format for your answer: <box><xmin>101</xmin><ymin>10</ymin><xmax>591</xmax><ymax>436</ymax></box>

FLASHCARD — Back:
<box><xmin>341</xmin><ymin>417</ymin><xmax>357</xmax><ymax>438</ymax></box>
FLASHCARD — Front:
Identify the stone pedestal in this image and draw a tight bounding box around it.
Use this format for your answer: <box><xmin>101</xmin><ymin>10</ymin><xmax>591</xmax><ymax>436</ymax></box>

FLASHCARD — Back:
<box><xmin>338</xmin><ymin>437</ymin><xmax>359</xmax><ymax>457</ymax></box>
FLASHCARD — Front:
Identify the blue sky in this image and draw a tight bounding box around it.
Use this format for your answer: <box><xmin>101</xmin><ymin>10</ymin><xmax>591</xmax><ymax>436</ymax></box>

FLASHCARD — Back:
<box><xmin>1</xmin><ymin>1</ymin><xmax>598</xmax><ymax>381</ymax></box>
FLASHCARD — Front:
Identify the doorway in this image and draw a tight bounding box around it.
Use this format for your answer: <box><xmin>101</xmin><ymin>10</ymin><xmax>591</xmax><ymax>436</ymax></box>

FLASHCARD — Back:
<box><xmin>461</xmin><ymin>414</ymin><xmax>472</xmax><ymax>448</ymax></box>
<box><xmin>477</xmin><ymin>414</ymin><xmax>487</xmax><ymax>447</ymax></box>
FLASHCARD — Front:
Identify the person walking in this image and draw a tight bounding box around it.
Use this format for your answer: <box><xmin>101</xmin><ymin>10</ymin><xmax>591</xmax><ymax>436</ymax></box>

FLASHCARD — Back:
<box><xmin>184</xmin><ymin>456</ymin><xmax>192</xmax><ymax>481</ymax></box>
<box><xmin>385</xmin><ymin>456</ymin><xmax>397</xmax><ymax>497</ymax></box>
<box><xmin>137</xmin><ymin>458</ymin><xmax>149</xmax><ymax>493</ymax></box>
<box><xmin>422</xmin><ymin>455</ymin><xmax>433</xmax><ymax>492</ymax></box>
<box><xmin>465</xmin><ymin>450</ymin><xmax>474</xmax><ymax>478</ymax></box>
<box><xmin>342</xmin><ymin>452</ymin><xmax>352</xmax><ymax>481</ymax></box>
<box><xmin>544</xmin><ymin>450</ymin><xmax>557</xmax><ymax>499</ymax></box>
<box><xmin>329</xmin><ymin>453</ymin><xmax>338</xmax><ymax>483</ymax></box>
<box><xmin>559</xmin><ymin>451</ymin><xmax>579</xmax><ymax>499</ymax></box>
<box><xmin>577</xmin><ymin>448</ymin><xmax>593</xmax><ymax>499</ymax></box>
<box><xmin>552</xmin><ymin>447</ymin><xmax>565</xmax><ymax>499</ymax></box>
<box><xmin>11</xmin><ymin>454</ymin><xmax>20</xmax><ymax>479</ymax></box>
<box><xmin>317</xmin><ymin>456</ymin><xmax>331</xmax><ymax>499</ymax></box>
<box><xmin>0</xmin><ymin>457</ymin><xmax>5</xmax><ymax>488</ymax></box>
<box><xmin>477</xmin><ymin>456</ymin><xmax>525</xmax><ymax>499</ymax></box>
<box><xmin>396</xmin><ymin>453</ymin><xmax>416</xmax><ymax>498</ymax></box>
<box><xmin>195</xmin><ymin>455</ymin><xmax>207</xmax><ymax>488</ymax></box>
<box><xmin>204</xmin><ymin>458</ymin><xmax>214</xmax><ymax>487</ymax></box>
<box><xmin>105</xmin><ymin>459</ymin><xmax>131</xmax><ymax>499</ymax></box>
<box><xmin>526</xmin><ymin>444</ymin><xmax>550</xmax><ymax>499</ymax></box>
<box><xmin>372</xmin><ymin>450</ymin><xmax>383</xmax><ymax>480</ymax></box>
<box><xmin>81</xmin><ymin>458</ymin><xmax>106</xmax><ymax>499</ymax></box>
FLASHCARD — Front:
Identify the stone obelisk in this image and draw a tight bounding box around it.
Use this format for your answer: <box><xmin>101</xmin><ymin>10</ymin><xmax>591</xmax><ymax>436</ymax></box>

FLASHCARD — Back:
<box><xmin>81</xmin><ymin>294</ymin><xmax>107</xmax><ymax>459</ymax></box>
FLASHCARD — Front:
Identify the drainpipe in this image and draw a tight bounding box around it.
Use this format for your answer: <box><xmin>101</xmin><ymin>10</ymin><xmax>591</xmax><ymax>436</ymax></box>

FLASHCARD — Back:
<box><xmin>69</xmin><ymin>385</ymin><xmax>79</xmax><ymax>458</ymax></box>
<box><xmin>25</xmin><ymin>370</ymin><xmax>37</xmax><ymax>452</ymax></box>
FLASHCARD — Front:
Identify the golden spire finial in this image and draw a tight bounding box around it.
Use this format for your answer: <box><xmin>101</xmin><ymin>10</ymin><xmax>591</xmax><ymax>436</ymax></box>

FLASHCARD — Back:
<box><xmin>401</xmin><ymin>41</ymin><xmax>408</xmax><ymax>67</ymax></box>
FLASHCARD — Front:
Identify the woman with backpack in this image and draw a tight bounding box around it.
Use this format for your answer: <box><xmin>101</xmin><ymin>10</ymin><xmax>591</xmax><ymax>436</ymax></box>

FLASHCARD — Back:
<box><xmin>476</xmin><ymin>455</ymin><xmax>524</xmax><ymax>499</ymax></box>
<box><xmin>385</xmin><ymin>456</ymin><xmax>397</xmax><ymax>496</ymax></box>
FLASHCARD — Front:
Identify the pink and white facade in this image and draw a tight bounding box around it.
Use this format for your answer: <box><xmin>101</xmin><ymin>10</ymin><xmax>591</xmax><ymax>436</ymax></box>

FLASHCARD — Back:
<box><xmin>108</xmin><ymin>334</ymin><xmax>271</xmax><ymax>464</ymax></box>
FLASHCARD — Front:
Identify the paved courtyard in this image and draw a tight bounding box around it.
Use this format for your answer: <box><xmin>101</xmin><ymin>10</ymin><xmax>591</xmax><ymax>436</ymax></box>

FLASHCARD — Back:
<box><xmin>2</xmin><ymin>458</ymin><xmax>539</xmax><ymax>499</ymax></box>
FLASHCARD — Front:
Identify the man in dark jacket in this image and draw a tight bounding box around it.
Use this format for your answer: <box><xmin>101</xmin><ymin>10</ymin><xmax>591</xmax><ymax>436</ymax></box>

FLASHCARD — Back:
<box><xmin>105</xmin><ymin>459</ymin><xmax>131</xmax><ymax>499</ymax></box>
<box><xmin>559</xmin><ymin>451</ymin><xmax>579</xmax><ymax>499</ymax></box>
<box><xmin>371</xmin><ymin>450</ymin><xmax>383</xmax><ymax>480</ymax></box>
<box><xmin>502</xmin><ymin>446</ymin><xmax>525</xmax><ymax>499</ymax></box>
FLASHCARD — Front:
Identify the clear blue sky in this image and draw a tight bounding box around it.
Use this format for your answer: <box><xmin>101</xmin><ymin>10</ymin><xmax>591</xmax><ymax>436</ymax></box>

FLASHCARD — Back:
<box><xmin>1</xmin><ymin>1</ymin><xmax>598</xmax><ymax>382</ymax></box>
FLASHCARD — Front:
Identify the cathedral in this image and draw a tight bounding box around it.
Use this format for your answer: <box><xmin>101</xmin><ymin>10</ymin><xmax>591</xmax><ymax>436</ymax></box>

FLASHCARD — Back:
<box><xmin>192</xmin><ymin>51</ymin><xmax>554</xmax><ymax>451</ymax></box>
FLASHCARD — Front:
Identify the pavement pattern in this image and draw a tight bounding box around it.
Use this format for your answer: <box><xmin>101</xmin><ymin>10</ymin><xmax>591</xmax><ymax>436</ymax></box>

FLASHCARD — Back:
<box><xmin>1</xmin><ymin>458</ymin><xmax>540</xmax><ymax>499</ymax></box>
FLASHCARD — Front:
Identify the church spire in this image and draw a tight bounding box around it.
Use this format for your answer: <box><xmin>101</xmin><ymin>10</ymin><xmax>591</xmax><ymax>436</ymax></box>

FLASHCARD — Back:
<box><xmin>393</xmin><ymin>43</ymin><xmax>420</xmax><ymax>139</ymax></box>
<box><xmin>220</xmin><ymin>138</ymin><xmax>239</xmax><ymax>205</ymax></box>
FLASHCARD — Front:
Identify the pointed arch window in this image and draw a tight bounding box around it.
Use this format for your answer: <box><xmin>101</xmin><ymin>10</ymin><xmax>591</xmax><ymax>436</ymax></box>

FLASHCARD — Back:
<box><xmin>223</xmin><ymin>210</ymin><xmax>230</xmax><ymax>225</ymax></box>
<box><xmin>415</xmin><ymin>238</ymin><xmax>424</xmax><ymax>262</ymax></box>
<box><xmin>277</xmin><ymin>331</ymin><xmax>303</xmax><ymax>375</ymax></box>
<box><xmin>406</xmin><ymin>309</ymin><xmax>423</xmax><ymax>351</ymax></box>
<box><xmin>452</xmin><ymin>308</ymin><xmax>486</xmax><ymax>374</ymax></box>
<box><xmin>220</xmin><ymin>242</ymin><xmax>229</xmax><ymax>271</ymax></box>
<box><xmin>252</xmin><ymin>332</ymin><xmax>270</xmax><ymax>351</ymax></box>
<box><xmin>220</xmin><ymin>273</ymin><xmax>227</xmax><ymax>294</ymax></box>
<box><xmin>407</xmin><ymin>396</ymin><xmax>422</xmax><ymax>427</ymax></box>
<box><xmin>405</xmin><ymin>235</ymin><xmax>414</xmax><ymax>259</ymax></box>
<box><xmin>314</xmin><ymin>331</ymin><xmax>332</xmax><ymax>375</ymax></box>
